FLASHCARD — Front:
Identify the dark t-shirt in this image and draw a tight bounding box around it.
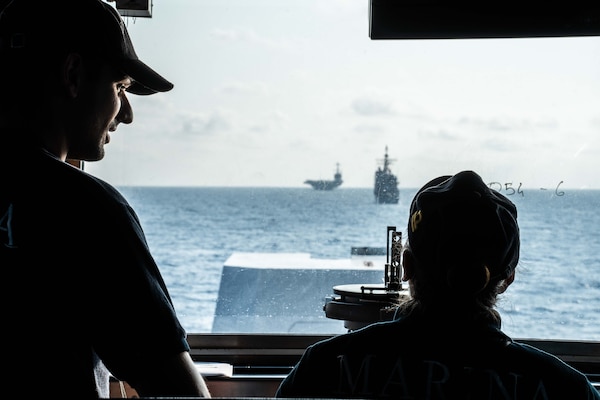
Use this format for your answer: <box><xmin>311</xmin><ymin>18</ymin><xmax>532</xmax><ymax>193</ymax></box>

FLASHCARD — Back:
<box><xmin>1</xmin><ymin>148</ymin><xmax>189</xmax><ymax>398</ymax></box>
<box><xmin>276</xmin><ymin>314</ymin><xmax>599</xmax><ymax>399</ymax></box>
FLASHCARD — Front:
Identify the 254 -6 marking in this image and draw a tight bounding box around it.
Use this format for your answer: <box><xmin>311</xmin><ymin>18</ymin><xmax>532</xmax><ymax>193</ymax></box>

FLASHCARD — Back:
<box><xmin>487</xmin><ymin>181</ymin><xmax>564</xmax><ymax>197</ymax></box>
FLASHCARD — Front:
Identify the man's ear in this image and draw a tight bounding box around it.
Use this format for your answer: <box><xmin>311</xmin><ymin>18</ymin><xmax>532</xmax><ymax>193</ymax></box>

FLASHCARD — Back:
<box><xmin>62</xmin><ymin>53</ymin><xmax>84</xmax><ymax>98</ymax></box>
<box><xmin>401</xmin><ymin>248</ymin><xmax>415</xmax><ymax>282</ymax></box>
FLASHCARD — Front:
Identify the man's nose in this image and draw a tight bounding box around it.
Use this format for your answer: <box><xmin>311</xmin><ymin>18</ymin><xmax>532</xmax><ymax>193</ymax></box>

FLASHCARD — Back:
<box><xmin>117</xmin><ymin>93</ymin><xmax>134</xmax><ymax>124</ymax></box>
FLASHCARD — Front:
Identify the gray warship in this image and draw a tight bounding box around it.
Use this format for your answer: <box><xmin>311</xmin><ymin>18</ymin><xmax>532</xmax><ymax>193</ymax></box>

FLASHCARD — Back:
<box><xmin>304</xmin><ymin>163</ymin><xmax>343</xmax><ymax>190</ymax></box>
<box><xmin>374</xmin><ymin>146</ymin><xmax>399</xmax><ymax>204</ymax></box>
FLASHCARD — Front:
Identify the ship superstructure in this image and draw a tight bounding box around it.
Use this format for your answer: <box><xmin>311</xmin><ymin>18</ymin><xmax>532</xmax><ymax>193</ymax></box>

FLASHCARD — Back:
<box><xmin>374</xmin><ymin>147</ymin><xmax>399</xmax><ymax>204</ymax></box>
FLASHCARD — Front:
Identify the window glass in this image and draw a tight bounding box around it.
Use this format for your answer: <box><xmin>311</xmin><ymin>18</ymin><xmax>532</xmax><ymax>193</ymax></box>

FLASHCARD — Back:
<box><xmin>86</xmin><ymin>0</ymin><xmax>600</xmax><ymax>339</ymax></box>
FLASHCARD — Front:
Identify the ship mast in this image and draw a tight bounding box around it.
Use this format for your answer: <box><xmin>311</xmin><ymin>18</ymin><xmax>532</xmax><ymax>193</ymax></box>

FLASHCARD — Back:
<box><xmin>382</xmin><ymin>145</ymin><xmax>396</xmax><ymax>172</ymax></box>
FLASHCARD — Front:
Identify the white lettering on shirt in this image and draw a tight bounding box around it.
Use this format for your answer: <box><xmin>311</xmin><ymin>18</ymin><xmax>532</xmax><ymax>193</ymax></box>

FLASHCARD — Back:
<box><xmin>0</xmin><ymin>203</ymin><xmax>16</xmax><ymax>248</ymax></box>
<box><xmin>334</xmin><ymin>353</ymin><xmax>549</xmax><ymax>399</ymax></box>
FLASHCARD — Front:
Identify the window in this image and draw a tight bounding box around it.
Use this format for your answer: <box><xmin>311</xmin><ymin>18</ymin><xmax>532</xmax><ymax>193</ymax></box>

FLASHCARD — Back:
<box><xmin>86</xmin><ymin>0</ymin><xmax>600</xmax><ymax>340</ymax></box>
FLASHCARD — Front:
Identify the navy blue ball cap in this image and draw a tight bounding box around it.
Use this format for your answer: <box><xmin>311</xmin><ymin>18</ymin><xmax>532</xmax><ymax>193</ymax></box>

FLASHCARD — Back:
<box><xmin>0</xmin><ymin>0</ymin><xmax>173</xmax><ymax>95</ymax></box>
<box><xmin>408</xmin><ymin>170</ymin><xmax>520</xmax><ymax>283</ymax></box>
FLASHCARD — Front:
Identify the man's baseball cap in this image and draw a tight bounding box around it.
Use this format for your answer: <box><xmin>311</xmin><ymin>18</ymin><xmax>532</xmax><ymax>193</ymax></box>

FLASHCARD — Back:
<box><xmin>407</xmin><ymin>170</ymin><xmax>520</xmax><ymax>290</ymax></box>
<box><xmin>0</xmin><ymin>0</ymin><xmax>172</xmax><ymax>95</ymax></box>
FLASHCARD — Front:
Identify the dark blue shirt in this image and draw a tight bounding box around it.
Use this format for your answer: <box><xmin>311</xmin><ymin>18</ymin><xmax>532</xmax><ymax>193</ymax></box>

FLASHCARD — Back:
<box><xmin>1</xmin><ymin>148</ymin><xmax>189</xmax><ymax>398</ymax></box>
<box><xmin>276</xmin><ymin>313</ymin><xmax>599</xmax><ymax>399</ymax></box>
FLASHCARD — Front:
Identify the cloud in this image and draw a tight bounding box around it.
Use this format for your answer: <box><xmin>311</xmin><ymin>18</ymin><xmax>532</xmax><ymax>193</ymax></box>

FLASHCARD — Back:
<box><xmin>456</xmin><ymin>115</ymin><xmax>558</xmax><ymax>132</ymax></box>
<box><xmin>210</xmin><ymin>27</ymin><xmax>300</xmax><ymax>53</ymax></box>
<box><xmin>246</xmin><ymin>110</ymin><xmax>289</xmax><ymax>134</ymax></box>
<box><xmin>179</xmin><ymin>110</ymin><xmax>232</xmax><ymax>137</ymax></box>
<box><xmin>354</xmin><ymin>123</ymin><xmax>384</xmax><ymax>134</ymax></box>
<box><xmin>218</xmin><ymin>81</ymin><xmax>270</xmax><ymax>96</ymax></box>
<box><xmin>417</xmin><ymin>128</ymin><xmax>459</xmax><ymax>141</ymax></box>
<box><xmin>210</xmin><ymin>28</ymin><xmax>240</xmax><ymax>41</ymax></box>
<box><xmin>351</xmin><ymin>98</ymin><xmax>395</xmax><ymax>116</ymax></box>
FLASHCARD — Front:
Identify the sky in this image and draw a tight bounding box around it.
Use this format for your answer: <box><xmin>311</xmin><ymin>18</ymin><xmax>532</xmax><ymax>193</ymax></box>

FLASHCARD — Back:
<box><xmin>85</xmin><ymin>0</ymin><xmax>600</xmax><ymax>189</ymax></box>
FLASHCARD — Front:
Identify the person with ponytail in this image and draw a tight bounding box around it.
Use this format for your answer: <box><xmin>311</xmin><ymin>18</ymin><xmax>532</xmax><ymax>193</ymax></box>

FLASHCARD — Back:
<box><xmin>276</xmin><ymin>170</ymin><xmax>599</xmax><ymax>399</ymax></box>
<box><xmin>397</xmin><ymin>171</ymin><xmax>520</xmax><ymax>327</ymax></box>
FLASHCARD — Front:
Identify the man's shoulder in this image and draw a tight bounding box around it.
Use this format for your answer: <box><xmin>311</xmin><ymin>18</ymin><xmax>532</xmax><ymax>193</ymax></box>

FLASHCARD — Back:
<box><xmin>36</xmin><ymin>152</ymin><xmax>126</xmax><ymax>204</ymax></box>
<box><xmin>2</xmin><ymin>149</ymin><xmax>130</xmax><ymax>218</ymax></box>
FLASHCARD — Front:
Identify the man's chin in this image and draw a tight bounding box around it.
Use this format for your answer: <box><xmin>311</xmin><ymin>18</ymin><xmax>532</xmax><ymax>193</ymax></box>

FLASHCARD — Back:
<box><xmin>67</xmin><ymin>150</ymin><xmax>105</xmax><ymax>163</ymax></box>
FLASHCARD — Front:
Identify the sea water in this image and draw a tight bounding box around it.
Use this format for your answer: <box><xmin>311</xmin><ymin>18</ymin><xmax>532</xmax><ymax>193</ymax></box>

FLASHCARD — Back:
<box><xmin>118</xmin><ymin>186</ymin><xmax>600</xmax><ymax>341</ymax></box>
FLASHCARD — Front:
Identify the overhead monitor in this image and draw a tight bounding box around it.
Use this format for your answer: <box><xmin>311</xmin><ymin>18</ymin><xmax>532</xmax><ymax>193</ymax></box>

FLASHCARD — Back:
<box><xmin>369</xmin><ymin>0</ymin><xmax>600</xmax><ymax>39</ymax></box>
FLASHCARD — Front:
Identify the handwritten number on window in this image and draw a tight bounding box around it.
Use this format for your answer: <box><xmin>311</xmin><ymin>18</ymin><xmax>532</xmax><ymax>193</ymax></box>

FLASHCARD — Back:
<box><xmin>486</xmin><ymin>181</ymin><xmax>563</xmax><ymax>197</ymax></box>
<box><xmin>555</xmin><ymin>181</ymin><xmax>564</xmax><ymax>196</ymax></box>
<box><xmin>488</xmin><ymin>182</ymin><xmax>502</xmax><ymax>192</ymax></box>
<box><xmin>504</xmin><ymin>182</ymin><xmax>516</xmax><ymax>196</ymax></box>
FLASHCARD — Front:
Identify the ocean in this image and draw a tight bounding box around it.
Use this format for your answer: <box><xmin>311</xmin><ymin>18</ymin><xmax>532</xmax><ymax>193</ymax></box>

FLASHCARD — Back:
<box><xmin>117</xmin><ymin>186</ymin><xmax>600</xmax><ymax>341</ymax></box>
